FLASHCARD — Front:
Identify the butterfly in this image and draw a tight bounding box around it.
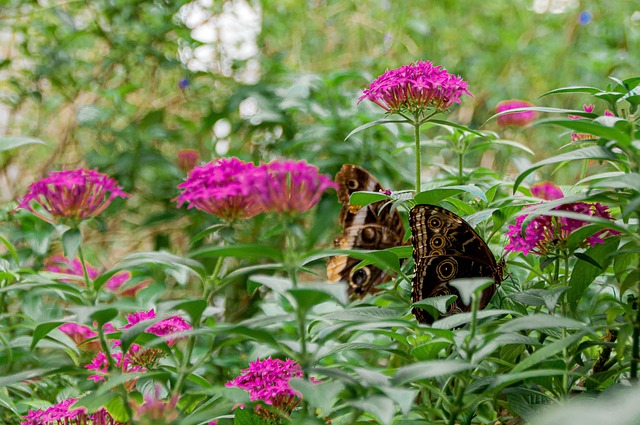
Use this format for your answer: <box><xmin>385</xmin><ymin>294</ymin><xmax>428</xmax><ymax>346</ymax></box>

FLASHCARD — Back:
<box><xmin>409</xmin><ymin>204</ymin><xmax>503</xmax><ymax>324</ymax></box>
<box><xmin>327</xmin><ymin>164</ymin><xmax>405</xmax><ymax>297</ymax></box>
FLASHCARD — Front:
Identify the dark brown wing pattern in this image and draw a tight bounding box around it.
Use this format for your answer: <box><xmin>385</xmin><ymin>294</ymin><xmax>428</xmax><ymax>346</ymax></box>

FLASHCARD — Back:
<box><xmin>327</xmin><ymin>164</ymin><xmax>405</xmax><ymax>297</ymax></box>
<box><xmin>409</xmin><ymin>204</ymin><xmax>501</xmax><ymax>324</ymax></box>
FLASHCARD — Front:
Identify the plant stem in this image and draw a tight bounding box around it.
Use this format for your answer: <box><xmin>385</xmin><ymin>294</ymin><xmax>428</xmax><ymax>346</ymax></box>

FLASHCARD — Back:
<box><xmin>631</xmin><ymin>212</ymin><xmax>640</xmax><ymax>382</ymax></box>
<box><xmin>76</xmin><ymin>240</ymin><xmax>96</xmax><ymax>303</ymax></box>
<box><xmin>414</xmin><ymin>114</ymin><xmax>422</xmax><ymax>193</ymax></box>
<box><xmin>172</xmin><ymin>335</ymin><xmax>196</xmax><ymax>396</ymax></box>
<box><xmin>203</xmin><ymin>253</ymin><xmax>225</xmax><ymax>302</ymax></box>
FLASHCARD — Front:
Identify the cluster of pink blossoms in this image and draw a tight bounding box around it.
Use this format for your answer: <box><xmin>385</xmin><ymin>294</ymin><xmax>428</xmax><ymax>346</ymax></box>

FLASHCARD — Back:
<box><xmin>85</xmin><ymin>309</ymin><xmax>192</xmax><ymax>382</ymax></box>
<box><xmin>175</xmin><ymin>157</ymin><xmax>337</xmax><ymax>220</ymax></box>
<box><xmin>495</xmin><ymin>99</ymin><xmax>537</xmax><ymax>127</ymax></box>
<box><xmin>226</xmin><ymin>357</ymin><xmax>310</xmax><ymax>418</ymax></box>
<box><xmin>358</xmin><ymin>60</ymin><xmax>472</xmax><ymax>114</ymax></box>
<box><xmin>18</xmin><ymin>168</ymin><xmax>129</xmax><ymax>224</ymax></box>
<box><xmin>44</xmin><ymin>254</ymin><xmax>143</xmax><ymax>295</ymax></box>
<box><xmin>21</xmin><ymin>397</ymin><xmax>124</xmax><ymax>425</ymax></box>
<box><xmin>569</xmin><ymin>104</ymin><xmax>614</xmax><ymax>142</ymax></box>
<box><xmin>505</xmin><ymin>182</ymin><xmax>619</xmax><ymax>256</ymax></box>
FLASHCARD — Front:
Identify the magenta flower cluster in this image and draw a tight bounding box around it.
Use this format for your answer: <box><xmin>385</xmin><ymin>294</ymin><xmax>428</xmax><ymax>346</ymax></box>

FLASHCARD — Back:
<box><xmin>226</xmin><ymin>357</ymin><xmax>306</xmax><ymax>416</ymax></box>
<box><xmin>495</xmin><ymin>99</ymin><xmax>537</xmax><ymax>127</ymax></box>
<box><xmin>18</xmin><ymin>168</ymin><xmax>129</xmax><ymax>224</ymax></box>
<box><xmin>358</xmin><ymin>60</ymin><xmax>472</xmax><ymax>114</ymax></box>
<box><xmin>85</xmin><ymin>309</ymin><xmax>192</xmax><ymax>382</ymax></box>
<box><xmin>505</xmin><ymin>182</ymin><xmax>619</xmax><ymax>256</ymax></box>
<box><xmin>175</xmin><ymin>157</ymin><xmax>337</xmax><ymax>220</ymax></box>
<box><xmin>21</xmin><ymin>397</ymin><xmax>123</xmax><ymax>425</ymax></box>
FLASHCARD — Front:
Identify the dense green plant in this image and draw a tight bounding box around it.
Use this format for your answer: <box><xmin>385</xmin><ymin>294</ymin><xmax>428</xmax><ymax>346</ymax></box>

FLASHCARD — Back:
<box><xmin>2</xmin><ymin>1</ymin><xmax>640</xmax><ymax>425</ymax></box>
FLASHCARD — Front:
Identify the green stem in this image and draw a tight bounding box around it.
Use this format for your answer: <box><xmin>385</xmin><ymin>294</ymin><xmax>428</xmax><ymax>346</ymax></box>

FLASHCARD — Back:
<box><xmin>414</xmin><ymin>114</ymin><xmax>422</xmax><ymax>193</ymax></box>
<box><xmin>172</xmin><ymin>335</ymin><xmax>196</xmax><ymax>396</ymax></box>
<box><xmin>76</xmin><ymin>240</ymin><xmax>96</xmax><ymax>303</ymax></box>
<box><xmin>203</xmin><ymin>253</ymin><xmax>225</xmax><ymax>302</ymax></box>
<box><xmin>631</xmin><ymin>211</ymin><xmax>640</xmax><ymax>382</ymax></box>
<box><xmin>458</xmin><ymin>148</ymin><xmax>464</xmax><ymax>185</ymax></box>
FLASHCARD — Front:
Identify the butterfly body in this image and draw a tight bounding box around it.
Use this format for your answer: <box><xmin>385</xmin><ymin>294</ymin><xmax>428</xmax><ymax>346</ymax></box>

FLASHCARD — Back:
<box><xmin>409</xmin><ymin>204</ymin><xmax>501</xmax><ymax>324</ymax></box>
<box><xmin>327</xmin><ymin>165</ymin><xmax>405</xmax><ymax>297</ymax></box>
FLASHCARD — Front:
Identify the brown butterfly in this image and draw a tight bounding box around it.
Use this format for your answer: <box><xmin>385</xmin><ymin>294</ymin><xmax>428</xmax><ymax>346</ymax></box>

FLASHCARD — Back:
<box><xmin>327</xmin><ymin>164</ymin><xmax>405</xmax><ymax>297</ymax></box>
<box><xmin>409</xmin><ymin>204</ymin><xmax>503</xmax><ymax>324</ymax></box>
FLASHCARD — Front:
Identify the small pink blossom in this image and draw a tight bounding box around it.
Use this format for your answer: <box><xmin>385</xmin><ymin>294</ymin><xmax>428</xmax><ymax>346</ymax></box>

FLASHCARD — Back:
<box><xmin>251</xmin><ymin>160</ymin><xmax>338</xmax><ymax>214</ymax></box>
<box><xmin>174</xmin><ymin>157</ymin><xmax>263</xmax><ymax>220</ymax></box>
<box><xmin>17</xmin><ymin>168</ymin><xmax>129</xmax><ymax>224</ymax></box>
<box><xmin>359</xmin><ymin>60</ymin><xmax>472</xmax><ymax>114</ymax></box>
<box><xmin>495</xmin><ymin>99</ymin><xmax>537</xmax><ymax>127</ymax></box>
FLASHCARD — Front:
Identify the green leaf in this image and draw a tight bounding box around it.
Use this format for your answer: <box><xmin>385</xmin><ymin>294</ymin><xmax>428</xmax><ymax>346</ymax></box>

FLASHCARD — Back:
<box><xmin>90</xmin><ymin>307</ymin><xmax>119</xmax><ymax>328</ymax></box>
<box><xmin>114</xmin><ymin>251</ymin><xmax>206</xmax><ymax>283</ymax></box>
<box><xmin>324</xmin><ymin>307</ymin><xmax>402</xmax><ymax>322</ymax></box>
<box><xmin>30</xmin><ymin>321</ymin><xmax>65</xmax><ymax>350</ymax></box>
<box><xmin>567</xmin><ymin>238</ymin><xmax>619</xmax><ymax>308</ymax></box>
<box><xmin>393</xmin><ymin>359</ymin><xmax>474</xmax><ymax>385</ymax></box>
<box><xmin>429</xmin><ymin>119</ymin><xmax>489</xmax><ymax>139</ymax></box>
<box><xmin>432</xmin><ymin>309</ymin><xmax>516</xmax><ymax>329</ymax></box>
<box><xmin>190</xmin><ymin>244</ymin><xmax>283</xmax><ymax>262</ymax></box>
<box><xmin>508</xmin><ymin>288</ymin><xmax>567</xmax><ymax>312</ymax></box>
<box><xmin>511</xmin><ymin>331</ymin><xmax>589</xmax><ymax>373</ymax></box>
<box><xmin>411</xmin><ymin>295</ymin><xmax>457</xmax><ymax>318</ymax></box>
<box><xmin>234</xmin><ymin>407</ymin><xmax>271</xmax><ymax>425</ymax></box>
<box><xmin>540</xmin><ymin>86</ymin><xmax>602</xmax><ymax>97</ymax></box>
<box><xmin>349</xmin><ymin>395</ymin><xmax>395</xmax><ymax>425</ymax></box>
<box><xmin>349</xmin><ymin>191</ymin><xmax>391</xmax><ymax>207</ymax></box>
<box><xmin>105</xmin><ymin>395</ymin><xmax>129</xmax><ymax>423</ymax></box>
<box><xmin>534</xmin><ymin>118</ymin><xmax>631</xmax><ymax>145</ymax></box>
<box><xmin>344</xmin><ymin>117</ymin><xmax>408</xmax><ymax>141</ymax></box>
<box><xmin>290</xmin><ymin>379</ymin><xmax>343</xmax><ymax>416</ymax></box>
<box><xmin>414</xmin><ymin>185</ymin><xmax>487</xmax><ymax>204</ymax></box>
<box><xmin>380</xmin><ymin>387</ymin><xmax>419</xmax><ymax>416</ymax></box>
<box><xmin>172</xmin><ymin>299</ymin><xmax>207</xmax><ymax>325</ymax></box>
<box><xmin>513</xmin><ymin>146</ymin><xmax>621</xmax><ymax>191</ymax></box>
<box><xmin>0</xmin><ymin>391</ymin><xmax>19</xmax><ymax>415</ymax></box>
<box><xmin>0</xmin><ymin>136</ymin><xmax>48</xmax><ymax>152</ymax></box>
<box><xmin>248</xmin><ymin>274</ymin><xmax>293</xmax><ymax>293</ymax></box>
<box><xmin>0</xmin><ymin>234</ymin><xmax>19</xmax><ymax>263</ymax></box>
<box><xmin>488</xmin><ymin>369</ymin><xmax>573</xmax><ymax>391</ymax></box>
<box><xmin>449</xmin><ymin>277</ymin><xmax>494</xmax><ymax>306</ymax></box>
<box><xmin>288</xmin><ymin>287</ymin><xmax>340</xmax><ymax>313</ymax></box>
<box><xmin>61</xmin><ymin>228</ymin><xmax>82</xmax><ymax>260</ymax></box>
<box><xmin>497</xmin><ymin>314</ymin><xmax>585</xmax><ymax>333</ymax></box>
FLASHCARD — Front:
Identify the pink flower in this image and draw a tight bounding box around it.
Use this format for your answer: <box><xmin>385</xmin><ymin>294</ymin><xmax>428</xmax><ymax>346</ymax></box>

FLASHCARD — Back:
<box><xmin>569</xmin><ymin>104</ymin><xmax>615</xmax><ymax>142</ymax></box>
<box><xmin>133</xmin><ymin>387</ymin><xmax>180</xmax><ymax>423</ymax></box>
<box><xmin>21</xmin><ymin>397</ymin><xmax>123</xmax><ymax>425</ymax></box>
<box><xmin>44</xmin><ymin>255</ymin><xmax>99</xmax><ymax>284</ymax></box>
<box><xmin>122</xmin><ymin>309</ymin><xmax>192</xmax><ymax>346</ymax></box>
<box><xmin>359</xmin><ymin>60</ymin><xmax>472</xmax><ymax>114</ymax></box>
<box><xmin>177</xmin><ymin>149</ymin><xmax>199</xmax><ymax>172</ymax></box>
<box><xmin>226</xmin><ymin>357</ymin><xmax>314</xmax><ymax>420</ymax></box>
<box><xmin>174</xmin><ymin>157</ymin><xmax>263</xmax><ymax>220</ymax></box>
<box><xmin>44</xmin><ymin>255</ymin><xmax>139</xmax><ymax>295</ymax></box>
<box><xmin>530</xmin><ymin>181</ymin><xmax>564</xmax><ymax>201</ymax></box>
<box><xmin>495</xmin><ymin>99</ymin><xmax>537</xmax><ymax>127</ymax></box>
<box><xmin>17</xmin><ymin>168</ymin><xmax>129</xmax><ymax>224</ymax></box>
<box><xmin>505</xmin><ymin>183</ymin><xmax>619</xmax><ymax>256</ymax></box>
<box><xmin>251</xmin><ymin>160</ymin><xmax>338</xmax><ymax>214</ymax></box>
<box><xmin>59</xmin><ymin>322</ymin><xmax>98</xmax><ymax>348</ymax></box>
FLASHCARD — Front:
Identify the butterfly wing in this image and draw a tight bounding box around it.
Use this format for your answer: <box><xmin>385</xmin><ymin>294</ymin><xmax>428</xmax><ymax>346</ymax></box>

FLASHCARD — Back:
<box><xmin>327</xmin><ymin>164</ymin><xmax>405</xmax><ymax>297</ymax></box>
<box><xmin>409</xmin><ymin>204</ymin><xmax>500</xmax><ymax>324</ymax></box>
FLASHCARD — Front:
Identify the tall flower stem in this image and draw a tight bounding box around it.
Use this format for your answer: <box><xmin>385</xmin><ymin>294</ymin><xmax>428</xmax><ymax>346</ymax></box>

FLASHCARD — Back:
<box><xmin>631</xmin><ymin>210</ymin><xmax>640</xmax><ymax>382</ymax></box>
<box><xmin>76</xmin><ymin>241</ymin><xmax>96</xmax><ymax>303</ymax></box>
<box><xmin>413</xmin><ymin>115</ymin><xmax>422</xmax><ymax>193</ymax></box>
<box><xmin>203</xmin><ymin>251</ymin><xmax>225</xmax><ymax>303</ymax></box>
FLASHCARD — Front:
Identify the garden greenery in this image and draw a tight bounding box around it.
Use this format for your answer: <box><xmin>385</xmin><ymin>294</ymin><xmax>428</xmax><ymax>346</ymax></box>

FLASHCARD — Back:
<box><xmin>1</xmin><ymin>2</ymin><xmax>640</xmax><ymax>425</ymax></box>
